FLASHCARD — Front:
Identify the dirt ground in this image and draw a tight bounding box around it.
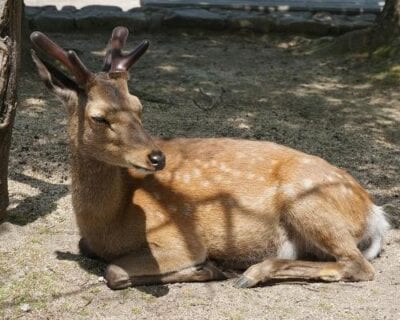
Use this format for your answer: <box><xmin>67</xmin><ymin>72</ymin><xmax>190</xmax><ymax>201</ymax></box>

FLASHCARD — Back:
<box><xmin>0</xmin><ymin>30</ymin><xmax>399</xmax><ymax>319</ymax></box>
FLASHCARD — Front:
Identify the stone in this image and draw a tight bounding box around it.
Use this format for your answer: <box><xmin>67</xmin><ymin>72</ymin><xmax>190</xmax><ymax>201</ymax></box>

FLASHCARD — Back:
<box><xmin>25</xmin><ymin>4</ymin><xmax>378</xmax><ymax>36</ymax></box>
<box><xmin>227</xmin><ymin>11</ymin><xmax>274</xmax><ymax>32</ymax></box>
<box><xmin>164</xmin><ymin>9</ymin><xmax>227</xmax><ymax>30</ymax></box>
<box><xmin>33</xmin><ymin>9</ymin><xmax>75</xmax><ymax>31</ymax></box>
<box><xmin>20</xmin><ymin>303</ymin><xmax>31</xmax><ymax>312</ymax></box>
<box><xmin>25</xmin><ymin>6</ymin><xmax>46</xmax><ymax>19</ymax></box>
<box><xmin>75</xmin><ymin>10</ymin><xmax>148</xmax><ymax>32</ymax></box>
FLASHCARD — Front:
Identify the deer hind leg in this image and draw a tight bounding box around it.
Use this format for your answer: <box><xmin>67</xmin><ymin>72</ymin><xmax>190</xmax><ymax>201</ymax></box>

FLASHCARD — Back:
<box><xmin>105</xmin><ymin>252</ymin><xmax>226</xmax><ymax>290</ymax></box>
<box><xmin>235</xmin><ymin>203</ymin><xmax>375</xmax><ymax>288</ymax></box>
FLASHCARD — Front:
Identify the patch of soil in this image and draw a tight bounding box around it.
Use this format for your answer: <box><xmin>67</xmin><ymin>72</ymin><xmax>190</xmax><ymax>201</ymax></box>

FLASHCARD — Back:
<box><xmin>1</xmin><ymin>30</ymin><xmax>399</xmax><ymax>319</ymax></box>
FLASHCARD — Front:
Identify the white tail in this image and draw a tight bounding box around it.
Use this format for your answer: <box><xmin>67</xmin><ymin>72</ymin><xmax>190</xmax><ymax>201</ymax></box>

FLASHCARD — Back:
<box><xmin>31</xmin><ymin>27</ymin><xmax>389</xmax><ymax>290</ymax></box>
<box><xmin>359</xmin><ymin>205</ymin><xmax>390</xmax><ymax>260</ymax></box>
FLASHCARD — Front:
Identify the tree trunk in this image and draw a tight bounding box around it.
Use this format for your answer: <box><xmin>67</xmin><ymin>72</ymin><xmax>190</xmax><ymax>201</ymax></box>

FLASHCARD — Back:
<box><xmin>376</xmin><ymin>0</ymin><xmax>400</xmax><ymax>34</ymax></box>
<box><xmin>319</xmin><ymin>0</ymin><xmax>400</xmax><ymax>53</ymax></box>
<box><xmin>0</xmin><ymin>0</ymin><xmax>22</xmax><ymax>221</ymax></box>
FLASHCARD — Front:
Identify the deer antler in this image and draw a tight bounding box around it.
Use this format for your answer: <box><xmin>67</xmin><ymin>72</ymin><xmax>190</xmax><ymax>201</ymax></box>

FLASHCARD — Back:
<box><xmin>30</xmin><ymin>31</ymin><xmax>93</xmax><ymax>85</ymax></box>
<box><xmin>102</xmin><ymin>26</ymin><xmax>149</xmax><ymax>72</ymax></box>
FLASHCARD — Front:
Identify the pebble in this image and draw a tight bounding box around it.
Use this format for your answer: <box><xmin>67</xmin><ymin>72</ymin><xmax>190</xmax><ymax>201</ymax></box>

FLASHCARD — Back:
<box><xmin>20</xmin><ymin>303</ymin><xmax>31</xmax><ymax>312</ymax></box>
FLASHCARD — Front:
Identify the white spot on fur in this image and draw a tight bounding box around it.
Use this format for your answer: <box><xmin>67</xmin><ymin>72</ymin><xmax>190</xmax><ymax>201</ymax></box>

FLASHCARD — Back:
<box><xmin>154</xmin><ymin>210</ymin><xmax>165</xmax><ymax>221</ymax></box>
<box><xmin>257</xmin><ymin>176</ymin><xmax>266</xmax><ymax>182</ymax></box>
<box><xmin>246</xmin><ymin>173</ymin><xmax>256</xmax><ymax>180</ymax></box>
<box><xmin>214</xmin><ymin>175</ymin><xmax>223</xmax><ymax>183</ymax></box>
<box><xmin>301</xmin><ymin>158</ymin><xmax>311</xmax><ymax>164</ymax></box>
<box><xmin>281</xmin><ymin>184</ymin><xmax>296</xmax><ymax>198</ymax></box>
<box><xmin>340</xmin><ymin>184</ymin><xmax>348</xmax><ymax>194</ymax></box>
<box><xmin>359</xmin><ymin>205</ymin><xmax>390</xmax><ymax>260</ymax></box>
<box><xmin>326</xmin><ymin>175</ymin><xmax>335</xmax><ymax>183</ymax></box>
<box><xmin>277</xmin><ymin>240</ymin><xmax>298</xmax><ymax>259</ymax></box>
<box><xmin>303</xmin><ymin>179</ymin><xmax>313</xmax><ymax>190</ymax></box>
<box><xmin>203</xmin><ymin>203</ymin><xmax>213</xmax><ymax>212</ymax></box>
<box><xmin>201</xmin><ymin>180</ymin><xmax>210</xmax><ymax>187</ymax></box>
<box><xmin>232</xmin><ymin>170</ymin><xmax>240</xmax><ymax>177</ymax></box>
<box><xmin>219</xmin><ymin>163</ymin><xmax>228</xmax><ymax>171</ymax></box>
<box><xmin>202</xmin><ymin>163</ymin><xmax>210</xmax><ymax>169</ymax></box>
<box><xmin>239</xmin><ymin>185</ymin><xmax>278</xmax><ymax>210</ymax></box>
<box><xmin>192</xmin><ymin>168</ymin><xmax>201</xmax><ymax>177</ymax></box>
<box><xmin>183</xmin><ymin>174</ymin><xmax>191</xmax><ymax>184</ymax></box>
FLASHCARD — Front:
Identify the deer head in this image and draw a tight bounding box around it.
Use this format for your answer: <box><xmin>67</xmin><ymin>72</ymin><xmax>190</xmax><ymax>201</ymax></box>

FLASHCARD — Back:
<box><xmin>30</xmin><ymin>27</ymin><xmax>165</xmax><ymax>173</ymax></box>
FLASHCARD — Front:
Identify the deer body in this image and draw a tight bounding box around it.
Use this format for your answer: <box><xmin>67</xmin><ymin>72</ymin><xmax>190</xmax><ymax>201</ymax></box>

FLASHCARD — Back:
<box><xmin>31</xmin><ymin>28</ymin><xmax>389</xmax><ymax>289</ymax></box>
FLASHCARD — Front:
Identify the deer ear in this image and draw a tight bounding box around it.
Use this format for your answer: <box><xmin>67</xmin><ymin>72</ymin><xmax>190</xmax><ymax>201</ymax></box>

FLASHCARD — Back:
<box><xmin>31</xmin><ymin>50</ymin><xmax>81</xmax><ymax>102</ymax></box>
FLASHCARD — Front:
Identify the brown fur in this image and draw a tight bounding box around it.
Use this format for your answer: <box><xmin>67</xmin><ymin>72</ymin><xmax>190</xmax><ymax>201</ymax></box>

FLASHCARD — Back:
<box><xmin>32</xmin><ymin>39</ymin><xmax>386</xmax><ymax>290</ymax></box>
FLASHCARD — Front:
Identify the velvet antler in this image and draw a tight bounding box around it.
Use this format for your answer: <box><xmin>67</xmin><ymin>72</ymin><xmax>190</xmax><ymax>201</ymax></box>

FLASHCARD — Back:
<box><xmin>30</xmin><ymin>31</ymin><xmax>93</xmax><ymax>85</ymax></box>
<box><xmin>102</xmin><ymin>26</ymin><xmax>149</xmax><ymax>72</ymax></box>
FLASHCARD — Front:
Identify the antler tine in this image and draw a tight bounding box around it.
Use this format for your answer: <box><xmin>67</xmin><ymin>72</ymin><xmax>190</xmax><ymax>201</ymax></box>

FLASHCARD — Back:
<box><xmin>102</xmin><ymin>26</ymin><xmax>129</xmax><ymax>72</ymax></box>
<box><xmin>102</xmin><ymin>26</ymin><xmax>149</xmax><ymax>73</ymax></box>
<box><xmin>116</xmin><ymin>40</ymin><xmax>150</xmax><ymax>72</ymax></box>
<box><xmin>30</xmin><ymin>31</ymin><xmax>92</xmax><ymax>85</ymax></box>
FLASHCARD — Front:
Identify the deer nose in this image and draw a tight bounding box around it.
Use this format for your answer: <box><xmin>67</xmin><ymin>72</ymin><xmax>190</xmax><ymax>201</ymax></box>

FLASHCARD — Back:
<box><xmin>148</xmin><ymin>150</ymin><xmax>166</xmax><ymax>170</ymax></box>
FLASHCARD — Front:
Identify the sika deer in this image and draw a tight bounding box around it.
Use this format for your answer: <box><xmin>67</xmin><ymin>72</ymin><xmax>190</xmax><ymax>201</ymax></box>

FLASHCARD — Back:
<box><xmin>31</xmin><ymin>27</ymin><xmax>389</xmax><ymax>290</ymax></box>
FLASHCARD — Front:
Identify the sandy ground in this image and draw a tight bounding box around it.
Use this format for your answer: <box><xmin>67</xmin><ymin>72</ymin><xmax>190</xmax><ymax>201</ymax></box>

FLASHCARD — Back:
<box><xmin>0</xmin><ymin>30</ymin><xmax>399</xmax><ymax>319</ymax></box>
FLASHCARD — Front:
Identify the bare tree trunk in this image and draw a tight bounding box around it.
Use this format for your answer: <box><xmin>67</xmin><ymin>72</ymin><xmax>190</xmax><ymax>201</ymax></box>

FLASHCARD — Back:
<box><xmin>0</xmin><ymin>0</ymin><xmax>22</xmax><ymax>221</ymax></box>
<box><xmin>376</xmin><ymin>0</ymin><xmax>400</xmax><ymax>33</ymax></box>
<box><xmin>320</xmin><ymin>0</ymin><xmax>400</xmax><ymax>53</ymax></box>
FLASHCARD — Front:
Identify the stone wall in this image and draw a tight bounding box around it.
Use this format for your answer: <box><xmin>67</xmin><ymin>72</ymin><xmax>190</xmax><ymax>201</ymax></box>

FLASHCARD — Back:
<box><xmin>25</xmin><ymin>5</ymin><xmax>377</xmax><ymax>35</ymax></box>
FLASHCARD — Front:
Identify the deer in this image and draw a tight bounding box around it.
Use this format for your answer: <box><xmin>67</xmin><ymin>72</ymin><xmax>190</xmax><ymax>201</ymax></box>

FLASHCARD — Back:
<box><xmin>30</xmin><ymin>27</ymin><xmax>389</xmax><ymax>290</ymax></box>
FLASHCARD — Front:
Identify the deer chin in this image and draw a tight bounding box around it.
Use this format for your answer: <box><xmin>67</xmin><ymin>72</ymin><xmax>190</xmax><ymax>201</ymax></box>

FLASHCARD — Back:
<box><xmin>128</xmin><ymin>162</ymin><xmax>156</xmax><ymax>174</ymax></box>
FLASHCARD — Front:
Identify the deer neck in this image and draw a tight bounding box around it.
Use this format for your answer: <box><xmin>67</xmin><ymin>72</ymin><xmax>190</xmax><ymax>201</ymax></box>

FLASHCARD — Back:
<box><xmin>69</xmin><ymin>150</ymin><xmax>126</xmax><ymax>221</ymax></box>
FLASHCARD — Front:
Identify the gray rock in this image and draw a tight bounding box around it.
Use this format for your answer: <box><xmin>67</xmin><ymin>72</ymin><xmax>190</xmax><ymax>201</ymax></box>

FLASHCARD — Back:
<box><xmin>33</xmin><ymin>9</ymin><xmax>75</xmax><ymax>31</ymax></box>
<box><xmin>228</xmin><ymin>11</ymin><xmax>274</xmax><ymax>32</ymax></box>
<box><xmin>25</xmin><ymin>6</ymin><xmax>46</xmax><ymax>19</ymax></box>
<box><xmin>20</xmin><ymin>303</ymin><xmax>31</xmax><ymax>312</ymax></box>
<box><xmin>60</xmin><ymin>6</ymin><xmax>78</xmax><ymax>14</ymax></box>
<box><xmin>25</xmin><ymin>5</ymin><xmax>377</xmax><ymax>36</ymax></box>
<box><xmin>75</xmin><ymin>10</ymin><xmax>148</xmax><ymax>32</ymax></box>
<box><xmin>79</xmin><ymin>5</ymin><xmax>123</xmax><ymax>13</ymax></box>
<box><xmin>164</xmin><ymin>9</ymin><xmax>227</xmax><ymax>30</ymax></box>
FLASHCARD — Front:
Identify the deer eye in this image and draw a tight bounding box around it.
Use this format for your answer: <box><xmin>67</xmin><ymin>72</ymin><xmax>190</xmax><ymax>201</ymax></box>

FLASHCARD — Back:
<box><xmin>91</xmin><ymin>115</ymin><xmax>109</xmax><ymax>125</ymax></box>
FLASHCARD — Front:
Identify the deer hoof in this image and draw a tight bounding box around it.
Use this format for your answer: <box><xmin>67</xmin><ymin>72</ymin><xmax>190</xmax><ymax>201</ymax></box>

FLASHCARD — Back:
<box><xmin>233</xmin><ymin>275</ymin><xmax>258</xmax><ymax>288</ymax></box>
<box><xmin>105</xmin><ymin>264</ymin><xmax>132</xmax><ymax>290</ymax></box>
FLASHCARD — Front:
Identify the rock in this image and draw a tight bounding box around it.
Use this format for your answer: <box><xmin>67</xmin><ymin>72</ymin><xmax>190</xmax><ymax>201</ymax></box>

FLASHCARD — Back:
<box><xmin>79</xmin><ymin>5</ymin><xmax>122</xmax><ymax>13</ymax></box>
<box><xmin>75</xmin><ymin>9</ymin><xmax>148</xmax><ymax>32</ymax></box>
<box><xmin>20</xmin><ymin>303</ymin><xmax>31</xmax><ymax>312</ymax></box>
<box><xmin>25</xmin><ymin>6</ymin><xmax>46</xmax><ymax>19</ymax></box>
<box><xmin>228</xmin><ymin>11</ymin><xmax>273</xmax><ymax>32</ymax></box>
<box><xmin>24</xmin><ymin>5</ymin><xmax>378</xmax><ymax>36</ymax></box>
<box><xmin>33</xmin><ymin>9</ymin><xmax>75</xmax><ymax>31</ymax></box>
<box><xmin>164</xmin><ymin>9</ymin><xmax>227</xmax><ymax>30</ymax></box>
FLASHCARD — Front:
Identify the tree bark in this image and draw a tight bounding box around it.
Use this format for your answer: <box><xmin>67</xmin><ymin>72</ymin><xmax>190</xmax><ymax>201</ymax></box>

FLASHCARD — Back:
<box><xmin>319</xmin><ymin>0</ymin><xmax>400</xmax><ymax>54</ymax></box>
<box><xmin>376</xmin><ymin>0</ymin><xmax>400</xmax><ymax>34</ymax></box>
<box><xmin>0</xmin><ymin>0</ymin><xmax>22</xmax><ymax>221</ymax></box>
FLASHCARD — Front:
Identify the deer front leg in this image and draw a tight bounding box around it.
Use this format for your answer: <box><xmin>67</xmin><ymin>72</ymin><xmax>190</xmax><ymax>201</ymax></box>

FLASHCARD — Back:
<box><xmin>79</xmin><ymin>238</ymin><xmax>102</xmax><ymax>260</ymax></box>
<box><xmin>105</xmin><ymin>252</ymin><xmax>226</xmax><ymax>290</ymax></box>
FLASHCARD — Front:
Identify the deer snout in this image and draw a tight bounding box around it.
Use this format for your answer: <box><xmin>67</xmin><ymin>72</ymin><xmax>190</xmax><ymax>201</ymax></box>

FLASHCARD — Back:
<box><xmin>148</xmin><ymin>150</ymin><xmax>166</xmax><ymax>171</ymax></box>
